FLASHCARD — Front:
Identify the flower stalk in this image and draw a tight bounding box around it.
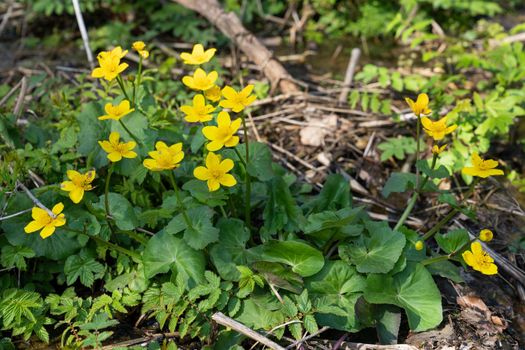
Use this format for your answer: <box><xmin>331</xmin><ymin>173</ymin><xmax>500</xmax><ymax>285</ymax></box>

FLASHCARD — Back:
<box><xmin>167</xmin><ymin>170</ymin><xmax>193</xmax><ymax>230</ymax></box>
<box><xmin>241</xmin><ymin>116</ymin><xmax>252</xmax><ymax>229</ymax></box>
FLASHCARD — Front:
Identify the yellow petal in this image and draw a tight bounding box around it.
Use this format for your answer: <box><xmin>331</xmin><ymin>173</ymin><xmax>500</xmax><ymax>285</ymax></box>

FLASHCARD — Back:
<box><xmin>462</xmin><ymin>250</ymin><xmax>475</xmax><ymax>267</ymax></box>
<box><xmin>416</xmin><ymin>93</ymin><xmax>429</xmax><ymax>108</ymax></box>
<box><xmin>421</xmin><ymin>117</ymin><xmax>433</xmax><ymax>130</ymax></box>
<box><xmin>69</xmin><ymin>188</ymin><xmax>84</xmax><ymax>203</ymax></box>
<box><xmin>123</xmin><ymin>150</ymin><xmax>138</xmax><ymax>159</ymax></box>
<box><xmin>224</xmin><ymin>136</ymin><xmax>240</xmax><ymax>148</ymax></box>
<box><xmin>109</xmin><ymin>131</ymin><xmax>121</xmax><ymax>145</ymax></box>
<box><xmin>40</xmin><ymin>225</ymin><xmax>56</xmax><ymax>239</ymax></box>
<box><xmin>206</xmin><ymin>152</ymin><xmax>221</xmax><ymax>169</ymax></box>
<box><xmin>202</xmin><ymin>126</ymin><xmax>219</xmax><ymax>140</ymax></box>
<box><xmin>241</xmin><ymin>84</ymin><xmax>254</xmax><ymax>97</ymax></box>
<box><xmin>481</xmin><ymin>264</ymin><xmax>498</xmax><ymax>275</ymax></box>
<box><xmin>471</xmin><ymin>152</ymin><xmax>482</xmax><ymax>167</ymax></box>
<box><xmin>222</xmin><ymin>86</ymin><xmax>237</xmax><ymax>100</ymax></box>
<box><xmin>219</xmin><ymin>174</ymin><xmax>236</xmax><ymax>187</ymax></box>
<box><xmin>108</xmin><ymin>152</ymin><xmax>123</xmax><ymax>162</ymax></box>
<box><xmin>52</xmin><ymin>202</ymin><xmax>64</xmax><ymax>215</ymax></box>
<box><xmin>24</xmin><ymin>220</ymin><xmax>45</xmax><ymax>233</ymax></box>
<box><xmin>194</xmin><ymin>166</ymin><xmax>211</xmax><ymax>180</ymax></box>
<box><xmin>67</xmin><ymin>170</ymin><xmax>82</xmax><ymax>182</ymax></box>
<box><xmin>219</xmin><ymin>158</ymin><xmax>234</xmax><ymax>172</ymax></box>
<box><xmin>31</xmin><ymin>207</ymin><xmax>48</xmax><ymax>221</ymax></box>
<box><xmin>207</xmin><ymin>179</ymin><xmax>220</xmax><ymax>192</ymax></box>
<box><xmin>61</xmin><ymin>181</ymin><xmax>76</xmax><ymax>192</ymax></box>
<box><xmin>206</xmin><ymin>140</ymin><xmax>223</xmax><ymax>152</ymax></box>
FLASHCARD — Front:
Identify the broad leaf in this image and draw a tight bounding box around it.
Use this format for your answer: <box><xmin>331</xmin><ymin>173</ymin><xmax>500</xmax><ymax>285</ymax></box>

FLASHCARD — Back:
<box><xmin>223</xmin><ymin>142</ymin><xmax>274</xmax><ymax>181</ymax></box>
<box><xmin>143</xmin><ymin>231</ymin><xmax>205</xmax><ymax>287</ymax></box>
<box><xmin>209</xmin><ymin>218</ymin><xmax>250</xmax><ymax>280</ymax></box>
<box><xmin>165</xmin><ymin>206</ymin><xmax>219</xmax><ymax>250</ymax></box>
<box><xmin>340</xmin><ymin>221</ymin><xmax>406</xmax><ymax>273</ymax></box>
<box><xmin>364</xmin><ymin>263</ymin><xmax>443</xmax><ymax>331</ymax></box>
<box><xmin>382</xmin><ymin>172</ymin><xmax>416</xmax><ymax>198</ymax></box>
<box><xmin>435</xmin><ymin>229</ymin><xmax>469</xmax><ymax>254</ymax></box>
<box><xmin>261</xmin><ymin>176</ymin><xmax>305</xmax><ymax>237</ymax></box>
<box><xmin>304</xmin><ymin>174</ymin><xmax>352</xmax><ymax>213</ymax></box>
<box><xmin>416</xmin><ymin>160</ymin><xmax>449</xmax><ymax>179</ymax></box>
<box><xmin>248</xmin><ymin>240</ymin><xmax>324</xmax><ymax>277</ymax></box>
<box><xmin>95</xmin><ymin>193</ymin><xmax>138</xmax><ymax>231</ymax></box>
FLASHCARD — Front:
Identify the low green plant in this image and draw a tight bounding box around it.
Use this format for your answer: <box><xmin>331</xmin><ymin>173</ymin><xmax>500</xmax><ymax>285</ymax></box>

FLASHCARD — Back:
<box><xmin>0</xmin><ymin>42</ymin><xmax>506</xmax><ymax>348</ymax></box>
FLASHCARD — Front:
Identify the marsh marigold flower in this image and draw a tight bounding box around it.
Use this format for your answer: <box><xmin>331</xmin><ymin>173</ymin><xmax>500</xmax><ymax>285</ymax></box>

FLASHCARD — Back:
<box><xmin>99</xmin><ymin>132</ymin><xmax>137</xmax><ymax>162</ymax></box>
<box><xmin>91</xmin><ymin>46</ymin><xmax>128</xmax><ymax>81</ymax></box>
<box><xmin>421</xmin><ymin>116</ymin><xmax>457</xmax><ymax>141</ymax></box>
<box><xmin>180</xmin><ymin>94</ymin><xmax>215</xmax><ymax>123</ymax></box>
<box><xmin>143</xmin><ymin>141</ymin><xmax>184</xmax><ymax>171</ymax></box>
<box><xmin>194</xmin><ymin>152</ymin><xmax>236</xmax><ymax>191</ymax></box>
<box><xmin>462</xmin><ymin>152</ymin><xmax>504</xmax><ymax>178</ymax></box>
<box><xmin>61</xmin><ymin>170</ymin><xmax>95</xmax><ymax>203</ymax></box>
<box><xmin>479</xmin><ymin>229</ymin><xmax>493</xmax><ymax>242</ymax></box>
<box><xmin>415</xmin><ymin>240</ymin><xmax>424</xmax><ymax>251</ymax></box>
<box><xmin>180</xmin><ymin>44</ymin><xmax>216</xmax><ymax>65</ymax></box>
<box><xmin>462</xmin><ymin>242</ymin><xmax>497</xmax><ymax>275</ymax></box>
<box><xmin>220</xmin><ymin>85</ymin><xmax>257</xmax><ymax>113</ymax></box>
<box><xmin>202</xmin><ymin>111</ymin><xmax>241</xmax><ymax>151</ymax></box>
<box><xmin>132</xmin><ymin>41</ymin><xmax>149</xmax><ymax>59</ymax></box>
<box><xmin>182</xmin><ymin>68</ymin><xmax>218</xmax><ymax>91</ymax></box>
<box><xmin>432</xmin><ymin>144</ymin><xmax>447</xmax><ymax>155</ymax></box>
<box><xmin>205</xmin><ymin>85</ymin><xmax>222</xmax><ymax>102</ymax></box>
<box><xmin>24</xmin><ymin>203</ymin><xmax>66</xmax><ymax>239</ymax></box>
<box><xmin>405</xmin><ymin>93</ymin><xmax>431</xmax><ymax>116</ymax></box>
<box><xmin>98</xmin><ymin>100</ymin><xmax>134</xmax><ymax>121</ymax></box>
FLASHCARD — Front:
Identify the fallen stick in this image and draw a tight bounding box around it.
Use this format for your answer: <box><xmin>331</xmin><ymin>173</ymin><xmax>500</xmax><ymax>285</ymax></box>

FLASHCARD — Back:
<box><xmin>71</xmin><ymin>0</ymin><xmax>94</xmax><ymax>69</ymax></box>
<box><xmin>212</xmin><ymin>312</ymin><xmax>286</xmax><ymax>350</ymax></box>
<box><xmin>172</xmin><ymin>0</ymin><xmax>299</xmax><ymax>94</ymax></box>
<box><xmin>338</xmin><ymin>48</ymin><xmax>361</xmax><ymax>105</ymax></box>
<box><xmin>13</xmin><ymin>76</ymin><xmax>27</xmax><ymax>118</ymax></box>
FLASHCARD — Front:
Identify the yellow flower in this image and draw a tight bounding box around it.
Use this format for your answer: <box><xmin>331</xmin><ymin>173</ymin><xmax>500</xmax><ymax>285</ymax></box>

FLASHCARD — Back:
<box><xmin>180</xmin><ymin>44</ymin><xmax>216</xmax><ymax>65</ymax></box>
<box><xmin>421</xmin><ymin>116</ymin><xmax>457</xmax><ymax>141</ymax></box>
<box><xmin>202</xmin><ymin>111</ymin><xmax>241</xmax><ymax>151</ymax></box>
<box><xmin>432</xmin><ymin>144</ymin><xmax>447</xmax><ymax>155</ymax></box>
<box><xmin>24</xmin><ymin>203</ymin><xmax>66</xmax><ymax>239</ymax></box>
<box><xmin>98</xmin><ymin>132</ymin><xmax>138</xmax><ymax>162</ymax></box>
<box><xmin>91</xmin><ymin>46</ymin><xmax>129</xmax><ymax>81</ymax></box>
<box><xmin>180</xmin><ymin>94</ymin><xmax>215</xmax><ymax>123</ymax></box>
<box><xmin>479</xmin><ymin>229</ymin><xmax>493</xmax><ymax>242</ymax></box>
<box><xmin>182</xmin><ymin>68</ymin><xmax>218</xmax><ymax>91</ymax></box>
<box><xmin>204</xmin><ymin>85</ymin><xmax>222</xmax><ymax>102</ymax></box>
<box><xmin>405</xmin><ymin>93</ymin><xmax>431</xmax><ymax>116</ymax></box>
<box><xmin>219</xmin><ymin>85</ymin><xmax>257</xmax><ymax>113</ymax></box>
<box><xmin>462</xmin><ymin>242</ymin><xmax>497</xmax><ymax>275</ymax></box>
<box><xmin>462</xmin><ymin>152</ymin><xmax>504</xmax><ymax>178</ymax></box>
<box><xmin>98</xmin><ymin>100</ymin><xmax>134</xmax><ymax>121</ymax></box>
<box><xmin>132</xmin><ymin>41</ymin><xmax>149</xmax><ymax>59</ymax></box>
<box><xmin>415</xmin><ymin>240</ymin><xmax>424</xmax><ymax>251</ymax></box>
<box><xmin>61</xmin><ymin>170</ymin><xmax>96</xmax><ymax>203</ymax></box>
<box><xmin>194</xmin><ymin>152</ymin><xmax>237</xmax><ymax>191</ymax></box>
<box><xmin>143</xmin><ymin>141</ymin><xmax>184</xmax><ymax>171</ymax></box>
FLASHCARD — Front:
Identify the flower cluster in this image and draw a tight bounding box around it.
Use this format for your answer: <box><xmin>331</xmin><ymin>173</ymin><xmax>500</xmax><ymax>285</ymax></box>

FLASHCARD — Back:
<box><xmin>406</xmin><ymin>94</ymin><xmax>503</xmax><ymax>275</ymax></box>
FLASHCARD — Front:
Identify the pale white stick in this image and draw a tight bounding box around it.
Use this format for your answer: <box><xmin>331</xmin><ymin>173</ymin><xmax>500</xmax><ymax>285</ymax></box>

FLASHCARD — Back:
<box><xmin>71</xmin><ymin>0</ymin><xmax>94</xmax><ymax>69</ymax></box>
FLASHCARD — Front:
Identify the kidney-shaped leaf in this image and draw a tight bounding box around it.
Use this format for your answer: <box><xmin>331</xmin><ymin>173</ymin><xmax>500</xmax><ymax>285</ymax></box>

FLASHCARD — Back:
<box><xmin>248</xmin><ymin>240</ymin><xmax>324</xmax><ymax>277</ymax></box>
<box><xmin>143</xmin><ymin>231</ymin><xmax>205</xmax><ymax>288</ymax></box>
<box><xmin>364</xmin><ymin>263</ymin><xmax>443</xmax><ymax>331</ymax></box>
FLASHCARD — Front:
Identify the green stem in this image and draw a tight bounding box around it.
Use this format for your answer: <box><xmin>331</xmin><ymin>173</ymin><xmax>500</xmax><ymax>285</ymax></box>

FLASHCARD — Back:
<box><xmin>233</xmin><ymin>147</ymin><xmax>247</xmax><ymax>168</ymax></box>
<box><xmin>241</xmin><ymin>116</ymin><xmax>252</xmax><ymax>229</ymax></box>
<box><xmin>421</xmin><ymin>178</ymin><xmax>479</xmax><ymax>241</ymax></box>
<box><xmin>120</xmin><ymin>229</ymin><xmax>148</xmax><ymax>245</ymax></box>
<box><xmin>63</xmin><ymin>226</ymin><xmax>140</xmax><ymax>260</ymax></box>
<box><xmin>132</xmin><ymin>57</ymin><xmax>143</xmax><ymax>107</ymax></box>
<box><xmin>167</xmin><ymin>171</ymin><xmax>193</xmax><ymax>229</ymax></box>
<box><xmin>116</xmin><ymin>75</ymin><xmax>131</xmax><ymax>102</ymax></box>
<box><xmin>104</xmin><ymin>165</ymin><xmax>116</xmax><ymax>234</ymax></box>
<box><xmin>219</xmin><ymin>205</ymin><xmax>227</xmax><ymax>218</ymax></box>
<box><xmin>421</xmin><ymin>254</ymin><xmax>449</xmax><ymax>266</ymax></box>
<box><xmin>393</xmin><ymin>153</ymin><xmax>438</xmax><ymax>231</ymax></box>
<box><xmin>118</xmin><ymin>119</ymin><xmax>140</xmax><ymax>144</ymax></box>
<box><xmin>415</xmin><ymin>115</ymin><xmax>422</xmax><ymax>187</ymax></box>
<box><xmin>421</xmin><ymin>237</ymin><xmax>478</xmax><ymax>266</ymax></box>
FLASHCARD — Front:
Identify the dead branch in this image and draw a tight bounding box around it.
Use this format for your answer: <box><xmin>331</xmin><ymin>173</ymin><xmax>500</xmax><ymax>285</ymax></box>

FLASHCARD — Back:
<box><xmin>172</xmin><ymin>0</ymin><xmax>299</xmax><ymax>94</ymax></box>
<box><xmin>212</xmin><ymin>312</ymin><xmax>286</xmax><ymax>350</ymax></box>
